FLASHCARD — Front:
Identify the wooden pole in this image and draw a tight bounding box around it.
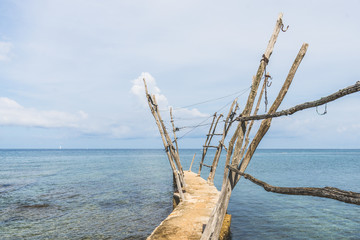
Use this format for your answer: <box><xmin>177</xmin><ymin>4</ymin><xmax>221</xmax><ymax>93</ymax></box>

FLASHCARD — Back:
<box><xmin>189</xmin><ymin>153</ymin><xmax>196</xmax><ymax>172</ymax></box>
<box><xmin>170</xmin><ymin>107</ymin><xmax>179</xmax><ymax>155</ymax></box>
<box><xmin>198</xmin><ymin>113</ymin><xmax>218</xmax><ymax>175</ymax></box>
<box><xmin>237</xmin><ymin>75</ymin><xmax>268</xmax><ymax>165</ymax></box>
<box><xmin>236</xmin><ymin>81</ymin><xmax>360</xmax><ymax>122</ymax></box>
<box><xmin>227</xmin><ymin>165</ymin><xmax>360</xmax><ymax>205</ymax></box>
<box><xmin>143</xmin><ymin>79</ymin><xmax>185</xmax><ymax>201</ymax></box>
<box><xmin>236</xmin><ymin>43</ymin><xmax>308</xmax><ymax>184</ymax></box>
<box><xmin>197</xmin><ymin>114</ymin><xmax>223</xmax><ymax>176</ymax></box>
<box><xmin>152</xmin><ymin>96</ymin><xmax>186</xmax><ymax>187</ymax></box>
<box><xmin>207</xmin><ymin>98</ymin><xmax>238</xmax><ymax>183</ymax></box>
<box><xmin>201</xmin><ymin>13</ymin><xmax>288</xmax><ymax>239</ymax></box>
<box><xmin>204</xmin><ymin>42</ymin><xmax>308</xmax><ymax>240</ymax></box>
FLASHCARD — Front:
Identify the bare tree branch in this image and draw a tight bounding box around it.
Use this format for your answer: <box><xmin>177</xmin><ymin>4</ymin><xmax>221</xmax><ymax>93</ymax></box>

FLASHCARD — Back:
<box><xmin>227</xmin><ymin>165</ymin><xmax>360</xmax><ymax>205</ymax></box>
<box><xmin>236</xmin><ymin>81</ymin><xmax>360</xmax><ymax>122</ymax></box>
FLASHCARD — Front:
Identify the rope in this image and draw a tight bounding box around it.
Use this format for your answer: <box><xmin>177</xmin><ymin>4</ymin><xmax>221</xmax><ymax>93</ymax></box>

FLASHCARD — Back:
<box><xmin>173</xmin><ymin>116</ymin><xmax>210</xmax><ymax>121</ymax></box>
<box><xmin>174</xmin><ymin>87</ymin><xmax>251</xmax><ymax>140</ymax></box>
<box><xmin>264</xmin><ymin>74</ymin><xmax>272</xmax><ymax>112</ymax></box>
<box><xmin>177</xmin><ymin>123</ymin><xmax>213</xmax><ymax>130</ymax></box>
<box><xmin>176</xmin><ymin>115</ymin><xmax>214</xmax><ymax>141</ymax></box>
<box><xmin>159</xmin><ymin>86</ymin><xmax>251</xmax><ymax>112</ymax></box>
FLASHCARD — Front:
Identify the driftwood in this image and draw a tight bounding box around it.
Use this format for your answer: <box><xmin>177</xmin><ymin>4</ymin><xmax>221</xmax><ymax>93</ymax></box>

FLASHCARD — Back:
<box><xmin>236</xmin><ymin>81</ymin><xmax>360</xmax><ymax>122</ymax></box>
<box><xmin>227</xmin><ymin>165</ymin><xmax>360</xmax><ymax>205</ymax></box>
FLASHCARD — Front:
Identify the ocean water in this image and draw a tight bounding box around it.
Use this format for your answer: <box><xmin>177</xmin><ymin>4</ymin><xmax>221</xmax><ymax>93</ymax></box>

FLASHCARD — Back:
<box><xmin>0</xmin><ymin>149</ymin><xmax>359</xmax><ymax>239</ymax></box>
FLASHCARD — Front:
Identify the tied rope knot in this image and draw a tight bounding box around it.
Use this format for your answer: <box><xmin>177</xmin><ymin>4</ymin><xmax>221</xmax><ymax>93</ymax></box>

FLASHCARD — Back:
<box><xmin>260</xmin><ymin>54</ymin><xmax>269</xmax><ymax>65</ymax></box>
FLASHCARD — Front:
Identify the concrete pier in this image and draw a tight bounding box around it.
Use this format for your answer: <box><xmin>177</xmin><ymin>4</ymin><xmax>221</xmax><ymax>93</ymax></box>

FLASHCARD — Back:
<box><xmin>148</xmin><ymin>171</ymin><xmax>231</xmax><ymax>240</ymax></box>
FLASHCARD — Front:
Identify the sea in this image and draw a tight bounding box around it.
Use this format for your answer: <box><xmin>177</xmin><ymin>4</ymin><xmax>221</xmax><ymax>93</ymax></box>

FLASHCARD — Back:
<box><xmin>0</xmin><ymin>149</ymin><xmax>359</xmax><ymax>240</ymax></box>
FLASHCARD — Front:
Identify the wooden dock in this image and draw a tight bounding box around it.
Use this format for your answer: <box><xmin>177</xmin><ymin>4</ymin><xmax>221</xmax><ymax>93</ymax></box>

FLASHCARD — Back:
<box><xmin>147</xmin><ymin>171</ymin><xmax>231</xmax><ymax>240</ymax></box>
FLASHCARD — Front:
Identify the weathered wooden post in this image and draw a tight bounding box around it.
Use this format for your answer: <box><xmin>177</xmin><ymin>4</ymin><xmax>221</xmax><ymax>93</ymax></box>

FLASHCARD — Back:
<box><xmin>189</xmin><ymin>153</ymin><xmax>196</xmax><ymax>172</ymax></box>
<box><xmin>143</xmin><ymin>79</ymin><xmax>186</xmax><ymax>201</ymax></box>
<box><xmin>201</xmin><ymin>13</ymin><xmax>290</xmax><ymax>239</ymax></box>
<box><xmin>236</xmin><ymin>74</ymin><xmax>268</xmax><ymax>163</ymax></box>
<box><xmin>170</xmin><ymin>107</ymin><xmax>179</xmax><ymax>155</ymax></box>
<box><xmin>197</xmin><ymin>113</ymin><xmax>221</xmax><ymax>176</ymax></box>
<box><xmin>202</xmin><ymin>42</ymin><xmax>308</xmax><ymax>239</ymax></box>
<box><xmin>207</xmin><ymin>98</ymin><xmax>238</xmax><ymax>183</ymax></box>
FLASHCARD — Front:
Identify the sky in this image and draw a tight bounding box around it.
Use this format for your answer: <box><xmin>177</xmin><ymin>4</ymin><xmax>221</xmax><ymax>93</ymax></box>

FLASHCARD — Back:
<box><xmin>0</xmin><ymin>0</ymin><xmax>359</xmax><ymax>149</ymax></box>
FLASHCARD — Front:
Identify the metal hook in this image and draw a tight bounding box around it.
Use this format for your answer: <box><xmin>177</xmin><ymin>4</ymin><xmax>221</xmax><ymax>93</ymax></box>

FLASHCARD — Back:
<box><xmin>316</xmin><ymin>103</ymin><xmax>327</xmax><ymax>115</ymax></box>
<box><xmin>265</xmin><ymin>74</ymin><xmax>272</xmax><ymax>86</ymax></box>
<box><xmin>281</xmin><ymin>24</ymin><xmax>289</xmax><ymax>32</ymax></box>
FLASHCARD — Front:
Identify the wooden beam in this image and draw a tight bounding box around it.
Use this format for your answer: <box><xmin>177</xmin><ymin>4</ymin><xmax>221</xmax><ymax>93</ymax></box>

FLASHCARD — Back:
<box><xmin>198</xmin><ymin>113</ymin><xmax>223</xmax><ymax>175</ymax></box>
<box><xmin>189</xmin><ymin>153</ymin><xmax>196</xmax><ymax>172</ymax></box>
<box><xmin>143</xmin><ymin>79</ymin><xmax>185</xmax><ymax>201</ymax></box>
<box><xmin>198</xmin><ymin>113</ymin><xmax>218</xmax><ymax>175</ymax></box>
<box><xmin>236</xmin><ymin>74</ymin><xmax>268</xmax><ymax>166</ymax></box>
<box><xmin>236</xmin><ymin>81</ymin><xmax>360</xmax><ymax>122</ymax></box>
<box><xmin>236</xmin><ymin>43</ymin><xmax>308</xmax><ymax>185</ymax></box>
<box><xmin>170</xmin><ymin>107</ymin><xmax>179</xmax><ymax>155</ymax></box>
<box><xmin>207</xmin><ymin>98</ymin><xmax>238</xmax><ymax>183</ymax></box>
<box><xmin>201</xmin><ymin>13</ymin><xmax>286</xmax><ymax>240</ymax></box>
<box><xmin>200</xmin><ymin>163</ymin><xmax>213</xmax><ymax>168</ymax></box>
<box><xmin>153</xmin><ymin>96</ymin><xmax>186</xmax><ymax>187</ymax></box>
<box><xmin>227</xmin><ymin>165</ymin><xmax>360</xmax><ymax>205</ymax></box>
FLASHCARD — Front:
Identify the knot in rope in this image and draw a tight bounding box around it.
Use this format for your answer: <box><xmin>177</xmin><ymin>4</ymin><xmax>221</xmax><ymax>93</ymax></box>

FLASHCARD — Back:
<box><xmin>260</xmin><ymin>54</ymin><xmax>269</xmax><ymax>65</ymax></box>
<box><xmin>229</xmin><ymin>111</ymin><xmax>236</xmax><ymax>121</ymax></box>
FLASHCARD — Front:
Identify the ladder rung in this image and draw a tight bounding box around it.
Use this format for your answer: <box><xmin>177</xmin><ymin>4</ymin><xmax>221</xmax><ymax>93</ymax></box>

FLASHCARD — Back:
<box><xmin>203</xmin><ymin>145</ymin><xmax>219</xmax><ymax>148</ymax></box>
<box><xmin>201</xmin><ymin>163</ymin><xmax>212</xmax><ymax>168</ymax></box>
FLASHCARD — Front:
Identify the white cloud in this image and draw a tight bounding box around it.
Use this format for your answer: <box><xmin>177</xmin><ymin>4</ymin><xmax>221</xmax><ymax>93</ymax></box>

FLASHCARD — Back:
<box><xmin>131</xmin><ymin>72</ymin><xmax>169</xmax><ymax>109</ymax></box>
<box><xmin>0</xmin><ymin>97</ymin><xmax>133</xmax><ymax>138</ymax></box>
<box><xmin>0</xmin><ymin>41</ymin><xmax>13</xmax><ymax>61</ymax></box>
<box><xmin>130</xmin><ymin>72</ymin><xmax>210</xmax><ymax>118</ymax></box>
<box><xmin>171</xmin><ymin>107</ymin><xmax>209</xmax><ymax>118</ymax></box>
<box><xmin>0</xmin><ymin>97</ymin><xmax>87</xmax><ymax>128</ymax></box>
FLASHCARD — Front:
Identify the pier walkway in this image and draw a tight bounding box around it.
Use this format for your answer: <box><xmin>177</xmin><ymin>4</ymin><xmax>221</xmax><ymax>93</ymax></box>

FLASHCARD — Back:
<box><xmin>147</xmin><ymin>171</ymin><xmax>230</xmax><ymax>240</ymax></box>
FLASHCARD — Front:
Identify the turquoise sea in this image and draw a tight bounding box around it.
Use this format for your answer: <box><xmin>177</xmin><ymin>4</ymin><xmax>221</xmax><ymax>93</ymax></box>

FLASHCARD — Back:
<box><xmin>0</xmin><ymin>149</ymin><xmax>359</xmax><ymax>239</ymax></box>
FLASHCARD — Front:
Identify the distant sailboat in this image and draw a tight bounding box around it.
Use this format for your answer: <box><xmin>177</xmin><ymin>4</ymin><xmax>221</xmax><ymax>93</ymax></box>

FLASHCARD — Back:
<box><xmin>59</xmin><ymin>145</ymin><xmax>62</xmax><ymax>150</ymax></box>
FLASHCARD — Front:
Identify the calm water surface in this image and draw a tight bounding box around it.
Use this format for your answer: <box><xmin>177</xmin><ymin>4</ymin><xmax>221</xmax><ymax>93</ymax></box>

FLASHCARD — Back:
<box><xmin>0</xmin><ymin>149</ymin><xmax>359</xmax><ymax>239</ymax></box>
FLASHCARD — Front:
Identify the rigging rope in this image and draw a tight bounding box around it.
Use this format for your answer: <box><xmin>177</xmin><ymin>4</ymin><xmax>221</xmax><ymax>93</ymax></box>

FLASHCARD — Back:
<box><xmin>175</xmin><ymin>87</ymin><xmax>251</xmax><ymax>140</ymax></box>
<box><xmin>159</xmin><ymin>86</ymin><xmax>251</xmax><ymax>112</ymax></box>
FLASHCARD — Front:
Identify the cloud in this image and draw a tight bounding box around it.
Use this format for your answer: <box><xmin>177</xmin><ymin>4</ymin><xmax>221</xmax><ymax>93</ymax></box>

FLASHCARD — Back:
<box><xmin>171</xmin><ymin>107</ymin><xmax>209</xmax><ymax>118</ymax></box>
<box><xmin>0</xmin><ymin>97</ymin><xmax>87</xmax><ymax>128</ymax></box>
<box><xmin>0</xmin><ymin>41</ymin><xmax>13</xmax><ymax>61</ymax></box>
<box><xmin>130</xmin><ymin>72</ymin><xmax>210</xmax><ymax>119</ymax></box>
<box><xmin>0</xmin><ymin>97</ymin><xmax>132</xmax><ymax>138</ymax></box>
<box><xmin>131</xmin><ymin>72</ymin><xmax>169</xmax><ymax>109</ymax></box>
